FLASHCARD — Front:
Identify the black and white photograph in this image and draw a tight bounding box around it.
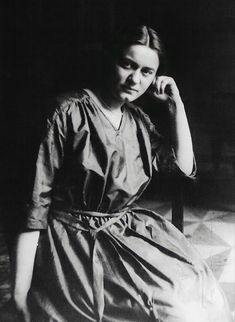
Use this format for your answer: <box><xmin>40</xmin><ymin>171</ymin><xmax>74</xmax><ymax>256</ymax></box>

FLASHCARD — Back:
<box><xmin>1</xmin><ymin>1</ymin><xmax>235</xmax><ymax>321</ymax></box>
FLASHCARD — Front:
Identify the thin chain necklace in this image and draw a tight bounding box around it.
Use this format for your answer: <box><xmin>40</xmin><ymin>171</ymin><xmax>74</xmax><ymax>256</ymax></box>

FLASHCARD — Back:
<box><xmin>85</xmin><ymin>89</ymin><xmax>124</xmax><ymax>131</ymax></box>
<box><xmin>96</xmin><ymin>92</ymin><xmax>123</xmax><ymax>116</ymax></box>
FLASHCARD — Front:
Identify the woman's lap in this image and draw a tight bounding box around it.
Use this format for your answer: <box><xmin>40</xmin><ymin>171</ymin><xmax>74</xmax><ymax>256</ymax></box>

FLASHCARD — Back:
<box><xmin>29</xmin><ymin>208</ymin><xmax>232</xmax><ymax>322</ymax></box>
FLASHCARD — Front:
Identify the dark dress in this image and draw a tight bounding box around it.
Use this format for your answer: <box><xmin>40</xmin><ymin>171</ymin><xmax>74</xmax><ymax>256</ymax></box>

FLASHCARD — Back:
<box><xmin>25</xmin><ymin>90</ymin><xmax>232</xmax><ymax>321</ymax></box>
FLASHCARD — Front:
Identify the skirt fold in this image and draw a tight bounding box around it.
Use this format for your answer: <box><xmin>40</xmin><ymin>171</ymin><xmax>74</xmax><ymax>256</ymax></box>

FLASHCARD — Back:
<box><xmin>29</xmin><ymin>207</ymin><xmax>233</xmax><ymax>322</ymax></box>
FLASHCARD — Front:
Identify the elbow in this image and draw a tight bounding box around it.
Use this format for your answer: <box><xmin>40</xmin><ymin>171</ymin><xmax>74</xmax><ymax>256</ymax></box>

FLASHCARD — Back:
<box><xmin>177</xmin><ymin>155</ymin><xmax>194</xmax><ymax>176</ymax></box>
<box><xmin>181</xmin><ymin>165</ymin><xmax>194</xmax><ymax>176</ymax></box>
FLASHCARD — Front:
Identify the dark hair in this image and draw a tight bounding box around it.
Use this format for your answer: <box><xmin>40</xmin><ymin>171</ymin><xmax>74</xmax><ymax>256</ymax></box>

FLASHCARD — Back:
<box><xmin>103</xmin><ymin>24</ymin><xmax>166</xmax><ymax>75</ymax></box>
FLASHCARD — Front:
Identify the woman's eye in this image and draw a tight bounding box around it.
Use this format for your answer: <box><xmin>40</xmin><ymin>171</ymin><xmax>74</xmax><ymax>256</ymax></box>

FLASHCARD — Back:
<box><xmin>142</xmin><ymin>69</ymin><xmax>154</xmax><ymax>76</ymax></box>
<box><xmin>119</xmin><ymin>59</ymin><xmax>132</xmax><ymax>69</ymax></box>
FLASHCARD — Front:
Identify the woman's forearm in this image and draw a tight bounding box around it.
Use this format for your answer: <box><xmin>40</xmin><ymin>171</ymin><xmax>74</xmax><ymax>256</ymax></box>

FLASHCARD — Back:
<box><xmin>169</xmin><ymin>98</ymin><xmax>194</xmax><ymax>176</ymax></box>
<box><xmin>151</xmin><ymin>76</ymin><xmax>194</xmax><ymax>176</ymax></box>
<box><xmin>12</xmin><ymin>231</ymin><xmax>40</xmax><ymax>301</ymax></box>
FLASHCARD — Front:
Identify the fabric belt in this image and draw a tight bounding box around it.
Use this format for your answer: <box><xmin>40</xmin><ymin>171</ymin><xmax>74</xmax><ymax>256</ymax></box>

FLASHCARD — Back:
<box><xmin>51</xmin><ymin>207</ymin><xmax>131</xmax><ymax>236</ymax></box>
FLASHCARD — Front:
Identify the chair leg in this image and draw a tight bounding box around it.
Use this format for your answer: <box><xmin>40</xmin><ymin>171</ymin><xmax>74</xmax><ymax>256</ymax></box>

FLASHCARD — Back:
<box><xmin>172</xmin><ymin>184</ymin><xmax>184</xmax><ymax>232</ymax></box>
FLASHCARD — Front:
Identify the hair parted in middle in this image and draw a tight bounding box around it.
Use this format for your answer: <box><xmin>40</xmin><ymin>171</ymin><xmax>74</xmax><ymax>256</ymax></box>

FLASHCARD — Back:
<box><xmin>103</xmin><ymin>24</ymin><xmax>167</xmax><ymax>76</ymax></box>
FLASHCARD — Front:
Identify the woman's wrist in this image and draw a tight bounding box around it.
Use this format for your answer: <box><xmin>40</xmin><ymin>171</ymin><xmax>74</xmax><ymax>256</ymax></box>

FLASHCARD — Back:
<box><xmin>167</xmin><ymin>95</ymin><xmax>185</xmax><ymax>119</ymax></box>
<box><xmin>12</xmin><ymin>293</ymin><xmax>31</xmax><ymax>322</ymax></box>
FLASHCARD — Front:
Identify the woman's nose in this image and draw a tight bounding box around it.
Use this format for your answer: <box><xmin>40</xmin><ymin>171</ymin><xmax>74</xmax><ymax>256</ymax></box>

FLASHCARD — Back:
<box><xmin>128</xmin><ymin>70</ymin><xmax>141</xmax><ymax>84</ymax></box>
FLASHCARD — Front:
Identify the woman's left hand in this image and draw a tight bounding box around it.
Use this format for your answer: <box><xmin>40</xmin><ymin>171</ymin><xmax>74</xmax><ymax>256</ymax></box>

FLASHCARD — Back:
<box><xmin>150</xmin><ymin>76</ymin><xmax>183</xmax><ymax>108</ymax></box>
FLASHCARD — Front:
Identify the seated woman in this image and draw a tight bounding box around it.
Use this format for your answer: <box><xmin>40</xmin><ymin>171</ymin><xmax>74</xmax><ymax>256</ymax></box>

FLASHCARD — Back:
<box><xmin>12</xmin><ymin>25</ymin><xmax>232</xmax><ymax>322</ymax></box>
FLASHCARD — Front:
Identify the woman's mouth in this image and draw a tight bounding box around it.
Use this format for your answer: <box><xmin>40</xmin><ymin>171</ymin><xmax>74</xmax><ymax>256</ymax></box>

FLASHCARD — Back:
<box><xmin>122</xmin><ymin>85</ymin><xmax>138</xmax><ymax>93</ymax></box>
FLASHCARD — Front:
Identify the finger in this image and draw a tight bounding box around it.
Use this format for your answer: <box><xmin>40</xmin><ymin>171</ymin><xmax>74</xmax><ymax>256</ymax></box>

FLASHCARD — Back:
<box><xmin>155</xmin><ymin>76</ymin><xmax>164</xmax><ymax>94</ymax></box>
<box><xmin>160</xmin><ymin>79</ymin><xmax>169</xmax><ymax>94</ymax></box>
<box><xmin>156</xmin><ymin>77</ymin><xmax>167</xmax><ymax>94</ymax></box>
<box><xmin>161</xmin><ymin>76</ymin><xmax>177</xmax><ymax>94</ymax></box>
<box><xmin>164</xmin><ymin>78</ymin><xmax>180</xmax><ymax>97</ymax></box>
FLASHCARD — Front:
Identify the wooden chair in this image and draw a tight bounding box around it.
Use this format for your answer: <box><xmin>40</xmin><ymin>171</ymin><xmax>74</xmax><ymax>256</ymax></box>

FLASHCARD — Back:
<box><xmin>171</xmin><ymin>178</ymin><xmax>184</xmax><ymax>232</ymax></box>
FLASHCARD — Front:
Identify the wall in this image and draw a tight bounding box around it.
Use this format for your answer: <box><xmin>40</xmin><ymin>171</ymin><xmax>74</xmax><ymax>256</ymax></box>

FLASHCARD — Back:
<box><xmin>1</xmin><ymin>0</ymin><xmax>235</xmax><ymax>229</ymax></box>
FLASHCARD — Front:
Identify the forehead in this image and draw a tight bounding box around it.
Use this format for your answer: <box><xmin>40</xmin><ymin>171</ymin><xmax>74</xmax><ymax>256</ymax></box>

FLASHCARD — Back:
<box><xmin>121</xmin><ymin>44</ymin><xmax>159</xmax><ymax>70</ymax></box>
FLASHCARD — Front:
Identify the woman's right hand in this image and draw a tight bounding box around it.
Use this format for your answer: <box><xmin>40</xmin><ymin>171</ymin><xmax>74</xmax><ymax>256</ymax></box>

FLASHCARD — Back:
<box><xmin>11</xmin><ymin>231</ymin><xmax>40</xmax><ymax>321</ymax></box>
<box><xmin>13</xmin><ymin>293</ymin><xmax>31</xmax><ymax>322</ymax></box>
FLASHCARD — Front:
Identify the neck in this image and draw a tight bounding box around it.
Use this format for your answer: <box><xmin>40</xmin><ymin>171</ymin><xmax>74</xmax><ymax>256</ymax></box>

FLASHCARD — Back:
<box><xmin>96</xmin><ymin>87</ymin><xmax>124</xmax><ymax>112</ymax></box>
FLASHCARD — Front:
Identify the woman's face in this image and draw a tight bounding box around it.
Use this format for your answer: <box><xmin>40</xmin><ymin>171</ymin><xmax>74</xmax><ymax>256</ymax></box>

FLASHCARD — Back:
<box><xmin>109</xmin><ymin>44</ymin><xmax>160</xmax><ymax>103</ymax></box>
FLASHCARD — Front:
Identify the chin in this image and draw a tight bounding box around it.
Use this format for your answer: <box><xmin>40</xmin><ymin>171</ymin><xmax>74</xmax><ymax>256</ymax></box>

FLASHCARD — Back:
<box><xmin>119</xmin><ymin>92</ymin><xmax>139</xmax><ymax>102</ymax></box>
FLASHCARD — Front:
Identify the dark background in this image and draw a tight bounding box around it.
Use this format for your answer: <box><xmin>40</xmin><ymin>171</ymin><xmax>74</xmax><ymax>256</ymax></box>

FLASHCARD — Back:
<box><xmin>1</xmin><ymin>0</ymin><xmax>235</xmax><ymax>231</ymax></box>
